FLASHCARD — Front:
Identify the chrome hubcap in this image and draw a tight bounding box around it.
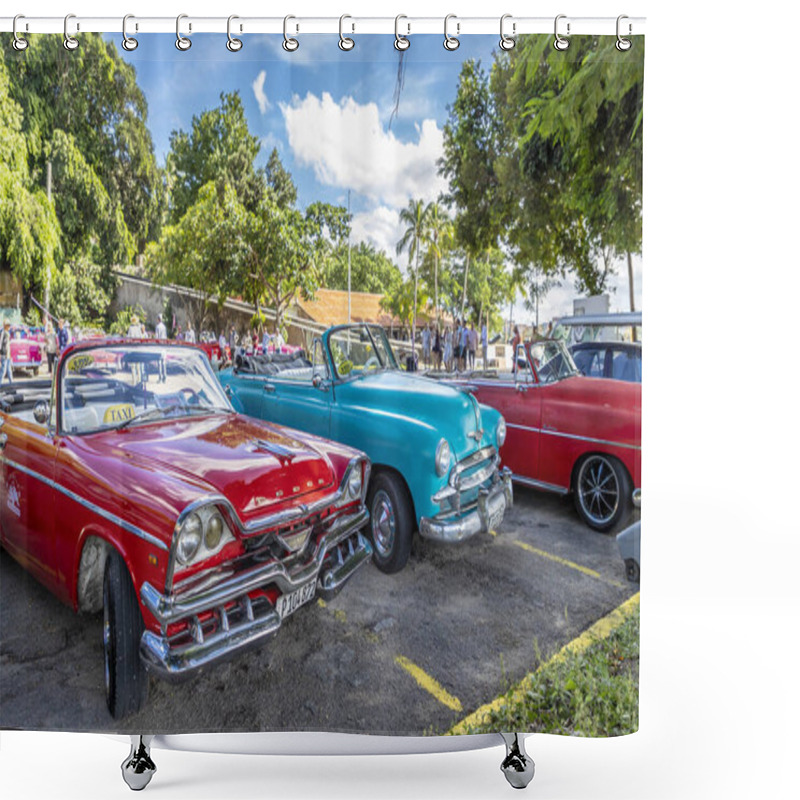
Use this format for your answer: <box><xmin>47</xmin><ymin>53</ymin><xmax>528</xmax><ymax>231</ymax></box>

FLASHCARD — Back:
<box><xmin>578</xmin><ymin>456</ymin><xmax>619</xmax><ymax>525</ymax></box>
<box><xmin>371</xmin><ymin>490</ymin><xmax>396</xmax><ymax>557</ymax></box>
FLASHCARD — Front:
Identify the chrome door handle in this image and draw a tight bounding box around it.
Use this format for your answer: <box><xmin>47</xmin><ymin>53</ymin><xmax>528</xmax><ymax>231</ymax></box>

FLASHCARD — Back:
<box><xmin>262</xmin><ymin>384</ymin><xmax>276</xmax><ymax>393</ymax></box>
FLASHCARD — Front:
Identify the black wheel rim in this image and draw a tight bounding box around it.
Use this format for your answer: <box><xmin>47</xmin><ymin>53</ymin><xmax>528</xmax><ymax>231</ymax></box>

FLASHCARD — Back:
<box><xmin>577</xmin><ymin>455</ymin><xmax>620</xmax><ymax>527</ymax></box>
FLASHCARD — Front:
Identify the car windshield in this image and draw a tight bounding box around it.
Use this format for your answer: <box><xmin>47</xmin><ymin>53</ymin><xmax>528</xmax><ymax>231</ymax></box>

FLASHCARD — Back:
<box><xmin>328</xmin><ymin>325</ymin><xmax>398</xmax><ymax>379</ymax></box>
<box><xmin>60</xmin><ymin>344</ymin><xmax>232</xmax><ymax>434</ymax></box>
<box><xmin>529</xmin><ymin>340</ymin><xmax>579</xmax><ymax>384</ymax></box>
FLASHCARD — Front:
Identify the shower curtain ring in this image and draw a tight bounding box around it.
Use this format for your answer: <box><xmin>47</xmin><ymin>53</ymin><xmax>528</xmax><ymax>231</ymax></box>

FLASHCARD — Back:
<box><xmin>63</xmin><ymin>13</ymin><xmax>79</xmax><ymax>51</ymax></box>
<box><xmin>339</xmin><ymin>15</ymin><xmax>355</xmax><ymax>51</ymax></box>
<box><xmin>283</xmin><ymin>15</ymin><xmax>299</xmax><ymax>51</ymax></box>
<box><xmin>12</xmin><ymin>15</ymin><xmax>29</xmax><ymax>51</ymax></box>
<box><xmin>499</xmin><ymin>14</ymin><xmax>516</xmax><ymax>51</ymax></box>
<box><xmin>616</xmin><ymin>15</ymin><xmax>632</xmax><ymax>51</ymax></box>
<box><xmin>553</xmin><ymin>14</ymin><xmax>570</xmax><ymax>51</ymax></box>
<box><xmin>122</xmin><ymin>15</ymin><xmax>138</xmax><ymax>51</ymax></box>
<box><xmin>176</xmin><ymin>14</ymin><xmax>192</xmax><ymax>51</ymax></box>
<box><xmin>227</xmin><ymin>15</ymin><xmax>243</xmax><ymax>52</ymax></box>
<box><xmin>444</xmin><ymin>14</ymin><xmax>460</xmax><ymax>51</ymax></box>
<box><xmin>394</xmin><ymin>15</ymin><xmax>410</xmax><ymax>50</ymax></box>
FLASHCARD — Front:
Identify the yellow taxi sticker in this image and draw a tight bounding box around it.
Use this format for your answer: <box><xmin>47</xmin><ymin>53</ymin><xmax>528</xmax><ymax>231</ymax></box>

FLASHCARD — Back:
<box><xmin>68</xmin><ymin>354</ymin><xmax>95</xmax><ymax>372</ymax></box>
<box><xmin>103</xmin><ymin>404</ymin><xmax>135</xmax><ymax>424</ymax></box>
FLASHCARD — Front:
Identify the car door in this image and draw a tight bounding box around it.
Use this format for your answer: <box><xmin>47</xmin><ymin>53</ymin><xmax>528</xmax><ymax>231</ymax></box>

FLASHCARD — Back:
<box><xmin>259</xmin><ymin>339</ymin><xmax>333</xmax><ymax>439</ymax></box>
<box><xmin>0</xmin><ymin>408</ymin><xmax>58</xmax><ymax>592</ymax></box>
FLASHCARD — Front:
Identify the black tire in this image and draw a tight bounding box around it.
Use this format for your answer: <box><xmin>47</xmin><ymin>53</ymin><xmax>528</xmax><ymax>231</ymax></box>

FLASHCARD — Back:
<box><xmin>624</xmin><ymin>558</ymin><xmax>640</xmax><ymax>583</ymax></box>
<box><xmin>573</xmin><ymin>454</ymin><xmax>633</xmax><ymax>533</ymax></box>
<box><xmin>103</xmin><ymin>550</ymin><xmax>149</xmax><ymax>719</ymax></box>
<box><xmin>366</xmin><ymin>471</ymin><xmax>414</xmax><ymax>574</ymax></box>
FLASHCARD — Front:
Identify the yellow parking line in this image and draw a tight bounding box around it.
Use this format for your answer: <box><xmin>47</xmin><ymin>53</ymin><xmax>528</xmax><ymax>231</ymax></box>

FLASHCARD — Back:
<box><xmin>512</xmin><ymin>540</ymin><xmax>625</xmax><ymax>588</ymax></box>
<box><xmin>395</xmin><ymin>655</ymin><xmax>463</xmax><ymax>712</ymax></box>
<box><xmin>448</xmin><ymin>592</ymin><xmax>640</xmax><ymax>735</ymax></box>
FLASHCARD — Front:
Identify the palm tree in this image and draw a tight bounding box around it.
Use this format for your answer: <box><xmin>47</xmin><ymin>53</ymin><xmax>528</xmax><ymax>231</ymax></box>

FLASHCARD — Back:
<box><xmin>396</xmin><ymin>199</ymin><xmax>429</xmax><ymax>361</ymax></box>
<box><xmin>424</xmin><ymin>201</ymin><xmax>454</xmax><ymax>326</ymax></box>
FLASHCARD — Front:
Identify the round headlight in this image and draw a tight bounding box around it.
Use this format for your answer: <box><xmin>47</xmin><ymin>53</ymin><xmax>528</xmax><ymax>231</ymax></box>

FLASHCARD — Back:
<box><xmin>176</xmin><ymin>513</ymin><xmax>202</xmax><ymax>565</ymax></box>
<box><xmin>205</xmin><ymin>512</ymin><xmax>224</xmax><ymax>550</ymax></box>
<box><xmin>496</xmin><ymin>416</ymin><xmax>507</xmax><ymax>447</ymax></box>
<box><xmin>347</xmin><ymin>465</ymin><xmax>363</xmax><ymax>499</ymax></box>
<box><xmin>435</xmin><ymin>439</ymin><xmax>451</xmax><ymax>477</ymax></box>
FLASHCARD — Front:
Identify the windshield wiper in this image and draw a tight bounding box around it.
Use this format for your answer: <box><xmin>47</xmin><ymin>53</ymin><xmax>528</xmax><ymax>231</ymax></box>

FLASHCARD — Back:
<box><xmin>114</xmin><ymin>405</ymin><xmax>174</xmax><ymax>430</ymax></box>
<box><xmin>181</xmin><ymin>404</ymin><xmax>235</xmax><ymax>415</ymax></box>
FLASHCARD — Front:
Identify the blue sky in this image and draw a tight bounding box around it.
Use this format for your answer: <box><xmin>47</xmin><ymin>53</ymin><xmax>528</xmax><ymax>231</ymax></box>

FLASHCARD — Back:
<box><xmin>118</xmin><ymin>33</ymin><xmax>642</xmax><ymax>322</ymax></box>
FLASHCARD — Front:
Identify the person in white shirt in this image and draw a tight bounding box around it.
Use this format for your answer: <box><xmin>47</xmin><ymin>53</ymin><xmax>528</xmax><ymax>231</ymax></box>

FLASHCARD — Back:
<box><xmin>273</xmin><ymin>327</ymin><xmax>285</xmax><ymax>351</ymax></box>
<box><xmin>155</xmin><ymin>314</ymin><xmax>167</xmax><ymax>340</ymax></box>
<box><xmin>127</xmin><ymin>315</ymin><xmax>144</xmax><ymax>339</ymax></box>
<box><xmin>262</xmin><ymin>328</ymin><xmax>271</xmax><ymax>354</ymax></box>
<box><xmin>184</xmin><ymin>323</ymin><xmax>196</xmax><ymax>344</ymax></box>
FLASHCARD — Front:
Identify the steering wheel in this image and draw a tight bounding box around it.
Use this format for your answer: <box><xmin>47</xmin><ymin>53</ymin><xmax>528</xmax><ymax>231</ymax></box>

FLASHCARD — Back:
<box><xmin>178</xmin><ymin>387</ymin><xmax>200</xmax><ymax>406</ymax></box>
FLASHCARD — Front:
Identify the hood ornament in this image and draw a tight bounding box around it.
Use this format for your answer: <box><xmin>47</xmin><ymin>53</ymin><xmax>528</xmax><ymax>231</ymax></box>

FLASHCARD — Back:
<box><xmin>468</xmin><ymin>429</ymin><xmax>484</xmax><ymax>441</ymax></box>
<box><xmin>253</xmin><ymin>439</ymin><xmax>296</xmax><ymax>462</ymax></box>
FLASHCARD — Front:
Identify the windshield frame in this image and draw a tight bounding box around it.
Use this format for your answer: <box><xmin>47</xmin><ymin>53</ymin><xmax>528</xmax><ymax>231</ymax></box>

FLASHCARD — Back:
<box><xmin>57</xmin><ymin>341</ymin><xmax>233</xmax><ymax>436</ymax></box>
<box><xmin>324</xmin><ymin>324</ymin><xmax>399</xmax><ymax>381</ymax></box>
<box><xmin>526</xmin><ymin>339</ymin><xmax>580</xmax><ymax>385</ymax></box>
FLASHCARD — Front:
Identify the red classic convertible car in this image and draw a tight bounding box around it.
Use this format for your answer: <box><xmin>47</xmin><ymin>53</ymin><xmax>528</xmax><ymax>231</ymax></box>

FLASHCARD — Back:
<box><xmin>9</xmin><ymin>325</ymin><xmax>43</xmax><ymax>376</ymax></box>
<box><xmin>443</xmin><ymin>339</ymin><xmax>640</xmax><ymax>531</ymax></box>
<box><xmin>0</xmin><ymin>340</ymin><xmax>372</xmax><ymax>718</ymax></box>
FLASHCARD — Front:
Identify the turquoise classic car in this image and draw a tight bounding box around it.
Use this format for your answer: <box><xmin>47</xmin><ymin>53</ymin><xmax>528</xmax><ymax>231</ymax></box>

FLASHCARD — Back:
<box><xmin>218</xmin><ymin>324</ymin><xmax>512</xmax><ymax>573</ymax></box>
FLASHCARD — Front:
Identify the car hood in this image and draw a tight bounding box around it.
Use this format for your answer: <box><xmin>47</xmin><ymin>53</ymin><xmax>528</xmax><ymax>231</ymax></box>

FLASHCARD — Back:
<box><xmin>83</xmin><ymin>414</ymin><xmax>338</xmax><ymax>523</ymax></box>
<box><xmin>335</xmin><ymin>370</ymin><xmax>494</xmax><ymax>458</ymax></box>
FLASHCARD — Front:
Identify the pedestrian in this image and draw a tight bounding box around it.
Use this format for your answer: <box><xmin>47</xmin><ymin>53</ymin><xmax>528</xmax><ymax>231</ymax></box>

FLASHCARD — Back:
<box><xmin>481</xmin><ymin>320</ymin><xmax>489</xmax><ymax>370</ymax></box>
<box><xmin>127</xmin><ymin>315</ymin><xmax>144</xmax><ymax>339</ymax></box>
<box><xmin>57</xmin><ymin>318</ymin><xmax>70</xmax><ymax>352</ymax></box>
<box><xmin>0</xmin><ymin>319</ymin><xmax>13</xmax><ymax>385</ymax></box>
<box><xmin>45</xmin><ymin>319</ymin><xmax>58</xmax><ymax>373</ymax></box>
<box><xmin>422</xmin><ymin>323</ymin><xmax>431</xmax><ymax>370</ymax></box>
<box><xmin>511</xmin><ymin>325</ymin><xmax>521</xmax><ymax>373</ymax></box>
<box><xmin>262</xmin><ymin>327</ymin><xmax>271</xmax><ymax>354</ymax></box>
<box><xmin>184</xmin><ymin>322</ymin><xmax>196</xmax><ymax>344</ymax></box>
<box><xmin>155</xmin><ymin>313</ymin><xmax>167</xmax><ymax>340</ymax></box>
<box><xmin>443</xmin><ymin>326</ymin><xmax>453</xmax><ymax>371</ymax></box>
<box><xmin>468</xmin><ymin>322</ymin><xmax>477</xmax><ymax>370</ymax></box>
<box><xmin>460</xmin><ymin>320</ymin><xmax>470</xmax><ymax>372</ymax></box>
<box><xmin>453</xmin><ymin>320</ymin><xmax>462</xmax><ymax>371</ymax></box>
<box><xmin>432</xmin><ymin>325</ymin><xmax>442</xmax><ymax>371</ymax></box>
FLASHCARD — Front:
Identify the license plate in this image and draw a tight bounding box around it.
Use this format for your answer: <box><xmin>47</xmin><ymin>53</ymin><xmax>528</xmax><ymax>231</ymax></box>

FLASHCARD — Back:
<box><xmin>489</xmin><ymin>504</ymin><xmax>505</xmax><ymax>531</ymax></box>
<box><xmin>276</xmin><ymin>582</ymin><xmax>316</xmax><ymax>620</ymax></box>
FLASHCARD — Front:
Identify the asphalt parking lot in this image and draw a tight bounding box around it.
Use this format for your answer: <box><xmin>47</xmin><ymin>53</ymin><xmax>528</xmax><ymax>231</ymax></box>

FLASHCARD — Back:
<box><xmin>0</xmin><ymin>482</ymin><xmax>638</xmax><ymax>734</ymax></box>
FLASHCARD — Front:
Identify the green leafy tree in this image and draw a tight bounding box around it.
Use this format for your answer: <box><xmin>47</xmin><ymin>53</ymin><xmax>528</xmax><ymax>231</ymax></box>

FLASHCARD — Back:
<box><xmin>324</xmin><ymin>241</ymin><xmax>402</xmax><ymax>295</ymax></box>
<box><xmin>396</xmin><ymin>199</ymin><xmax>431</xmax><ymax>353</ymax></box>
<box><xmin>6</xmin><ymin>33</ymin><xmax>160</xmax><ymax>254</ymax></box>
<box><xmin>264</xmin><ymin>147</ymin><xmax>298</xmax><ymax>209</ymax></box>
<box><xmin>167</xmin><ymin>92</ymin><xmax>264</xmax><ymax>221</ymax></box>
<box><xmin>420</xmin><ymin>201</ymin><xmax>454</xmax><ymax>324</ymax></box>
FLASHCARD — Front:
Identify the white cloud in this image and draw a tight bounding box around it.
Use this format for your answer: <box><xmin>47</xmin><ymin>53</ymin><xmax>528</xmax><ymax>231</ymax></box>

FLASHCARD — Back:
<box><xmin>282</xmin><ymin>92</ymin><xmax>447</xmax><ymax>209</ymax></box>
<box><xmin>252</xmin><ymin>70</ymin><xmax>270</xmax><ymax>114</ymax></box>
<box><xmin>351</xmin><ymin>206</ymin><xmax>404</xmax><ymax>267</ymax></box>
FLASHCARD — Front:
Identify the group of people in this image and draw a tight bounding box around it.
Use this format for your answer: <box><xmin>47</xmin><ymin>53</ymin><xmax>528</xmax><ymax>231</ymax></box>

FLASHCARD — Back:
<box><xmin>420</xmin><ymin>320</ymin><xmax>490</xmax><ymax>373</ymax></box>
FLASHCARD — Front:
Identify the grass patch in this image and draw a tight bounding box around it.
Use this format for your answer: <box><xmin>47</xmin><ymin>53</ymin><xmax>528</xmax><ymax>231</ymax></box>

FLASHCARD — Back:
<box><xmin>456</xmin><ymin>601</ymin><xmax>639</xmax><ymax>738</ymax></box>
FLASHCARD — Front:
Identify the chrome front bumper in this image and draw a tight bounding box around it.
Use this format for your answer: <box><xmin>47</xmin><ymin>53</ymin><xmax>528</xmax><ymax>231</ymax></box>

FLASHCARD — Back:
<box><xmin>139</xmin><ymin>508</ymin><xmax>371</xmax><ymax>681</ymax></box>
<box><xmin>419</xmin><ymin>468</ymin><xmax>513</xmax><ymax>543</ymax></box>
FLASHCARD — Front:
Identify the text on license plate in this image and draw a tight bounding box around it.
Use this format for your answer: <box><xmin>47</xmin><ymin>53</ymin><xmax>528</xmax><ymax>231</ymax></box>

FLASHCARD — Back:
<box><xmin>276</xmin><ymin>582</ymin><xmax>316</xmax><ymax>620</ymax></box>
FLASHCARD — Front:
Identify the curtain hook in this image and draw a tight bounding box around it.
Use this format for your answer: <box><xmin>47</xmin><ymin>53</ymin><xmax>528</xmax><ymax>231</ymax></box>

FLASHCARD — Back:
<box><xmin>63</xmin><ymin>13</ymin><xmax>79</xmax><ymax>51</ymax></box>
<box><xmin>443</xmin><ymin>14</ymin><xmax>460</xmax><ymax>51</ymax></box>
<box><xmin>283</xmin><ymin>15</ymin><xmax>299</xmax><ymax>51</ymax></box>
<box><xmin>121</xmin><ymin>14</ymin><xmax>138</xmax><ymax>51</ymax></box>
<box><xmin>227</xmin><ymin>15</ymin><xmax>243</xmax><ymax>52</ymax></box>
<box><xmin>616</xmin><ymin>15</ymin><xmax>632</xmax><ymax>51</ymax></box>
<box><xmin>553</xmin><ymin>14</ymin><xmax>570</xmax><ymax>51</ymax></box>
<box><xmin>12</xmin><ymin>14</ymin><xmax>29</xmax><ymax>51</ymax></box>
<box><xmin>176</xmin><ymin>14</ymin><xmax>191</xmax><ymax>51</ymax></box>
<box><xmin>499</xmin><ymin>14</ymin><xmax>516</xmax><ymax>51</ymax></box>
<box><xmin>339</xmin><ymin>14</ymin><xmax>355</xmax><ymax>51</ymax></box>
<box><xmin>394</xmin><ymin>15</ymin><xmax>410</xmax><ymax>51</ymax></box>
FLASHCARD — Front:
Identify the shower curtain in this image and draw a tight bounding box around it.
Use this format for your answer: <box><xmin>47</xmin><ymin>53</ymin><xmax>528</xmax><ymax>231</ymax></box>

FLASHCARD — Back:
<box><xmin>1</xmin><ymin>23</ymin><xmax>642</xmax><ymax>740</ymax></box>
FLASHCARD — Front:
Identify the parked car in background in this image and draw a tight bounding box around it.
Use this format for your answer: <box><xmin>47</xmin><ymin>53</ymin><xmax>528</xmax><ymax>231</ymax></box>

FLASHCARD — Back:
<box><xmin>553</xmin><ymin>311</ymin><xmax>642</xmax><ymax>346</ymax></box>
<box><xmin>570</xmin><ymin>341</ymin><xmax>642</xmax><ymax>383</ymax></box>
<box><xmin>0</xmin><ymin>340</ymin><xmax>372</xmax><ymax>718</ymax></box>
<box><xmin>440</xmin><ymin>339</ymin><xmax>640</xmax><ymax>532</ymax></box>
<box><xmin>218</xmin><ymin>323</ymin><xmax>513</xmax><ymax>574</ymax></box>
<box><xmin>9</xmin><ymin>325</ymin><xmax>43</xmax><ymax>376</ymax></box>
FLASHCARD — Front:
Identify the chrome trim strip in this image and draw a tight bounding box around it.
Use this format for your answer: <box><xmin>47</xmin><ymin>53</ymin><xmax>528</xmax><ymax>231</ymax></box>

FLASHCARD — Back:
<box><xmin>511</xmin><ymin>473</ymin><xmax>570</xmax><ymax>496</ymax></box>
<box><xmin>507</xmin><ymin>422</ymin><xmax>640</xmax><ymax>452</ymax></box>
<box><xmin>1</xmin><ymin>456</ymin><xmax>168</xmax><ymax>551</ymax></box>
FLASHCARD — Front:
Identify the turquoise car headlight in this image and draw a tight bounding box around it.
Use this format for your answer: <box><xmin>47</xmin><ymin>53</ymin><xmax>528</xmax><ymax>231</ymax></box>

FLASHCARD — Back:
<box><xmin>496</xmin><ymin>416</ymin><xmax>507</xmax><ymax>447</ymax></box>
<box><xmin>435</xmin><ymin>439</ymin><xmax>451</xmax><ymax>477</ymax></box>
<box><xmin>176</xmin><ymin>513</ymin><xmax>203</xmax><ymax>565</ymax></box>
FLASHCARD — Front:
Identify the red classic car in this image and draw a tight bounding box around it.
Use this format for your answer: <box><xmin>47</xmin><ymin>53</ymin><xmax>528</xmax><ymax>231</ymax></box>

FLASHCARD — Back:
<box><xmin>0</xmin><ymin>340</ymin><xmax>372</xmax><ymax>718</ymax></box>
<box><xmin>443</xmin><ymin>339</ymin><xmax>640</xmax><ymax>531</ymax></box>
<box><xmin>9</xmin><ymin>325</ymin><xmax>43</xmax><ymax>375</ymax></box>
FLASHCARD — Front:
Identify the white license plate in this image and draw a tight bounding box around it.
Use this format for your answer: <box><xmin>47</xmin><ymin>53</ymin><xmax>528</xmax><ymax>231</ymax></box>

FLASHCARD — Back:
<box><xmin>489</xmin><ymin>504</ymin><xmax>505</xmax><ymax>531</ymax></box>
<box><xmin>276</xmin><ymin>582</ymin><xmax>316</xmax><ymax>620</ymax></box>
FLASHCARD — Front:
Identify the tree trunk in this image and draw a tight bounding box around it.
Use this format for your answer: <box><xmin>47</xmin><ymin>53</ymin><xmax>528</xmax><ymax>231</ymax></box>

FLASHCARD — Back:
<box><xmin>461</xmin><ymin>252</ymin><xmax>470</xmax><ymax>319</ymax></box>
<box><xmin>412</xmin><ymin>245</ymin><xmax>419</xmax><ymax>360</ymax></box>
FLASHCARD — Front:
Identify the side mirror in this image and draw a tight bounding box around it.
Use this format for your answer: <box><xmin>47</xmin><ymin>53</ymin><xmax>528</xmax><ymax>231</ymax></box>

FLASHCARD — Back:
<box><xmin>33</xmin><ymin>400</ymin><xmax>50</xmax><ymax>425</ymax></box>
<box><xmin>312</xmin><ymin>374</ymin><xmax>328</xmax><ymax>391</ymax></box>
